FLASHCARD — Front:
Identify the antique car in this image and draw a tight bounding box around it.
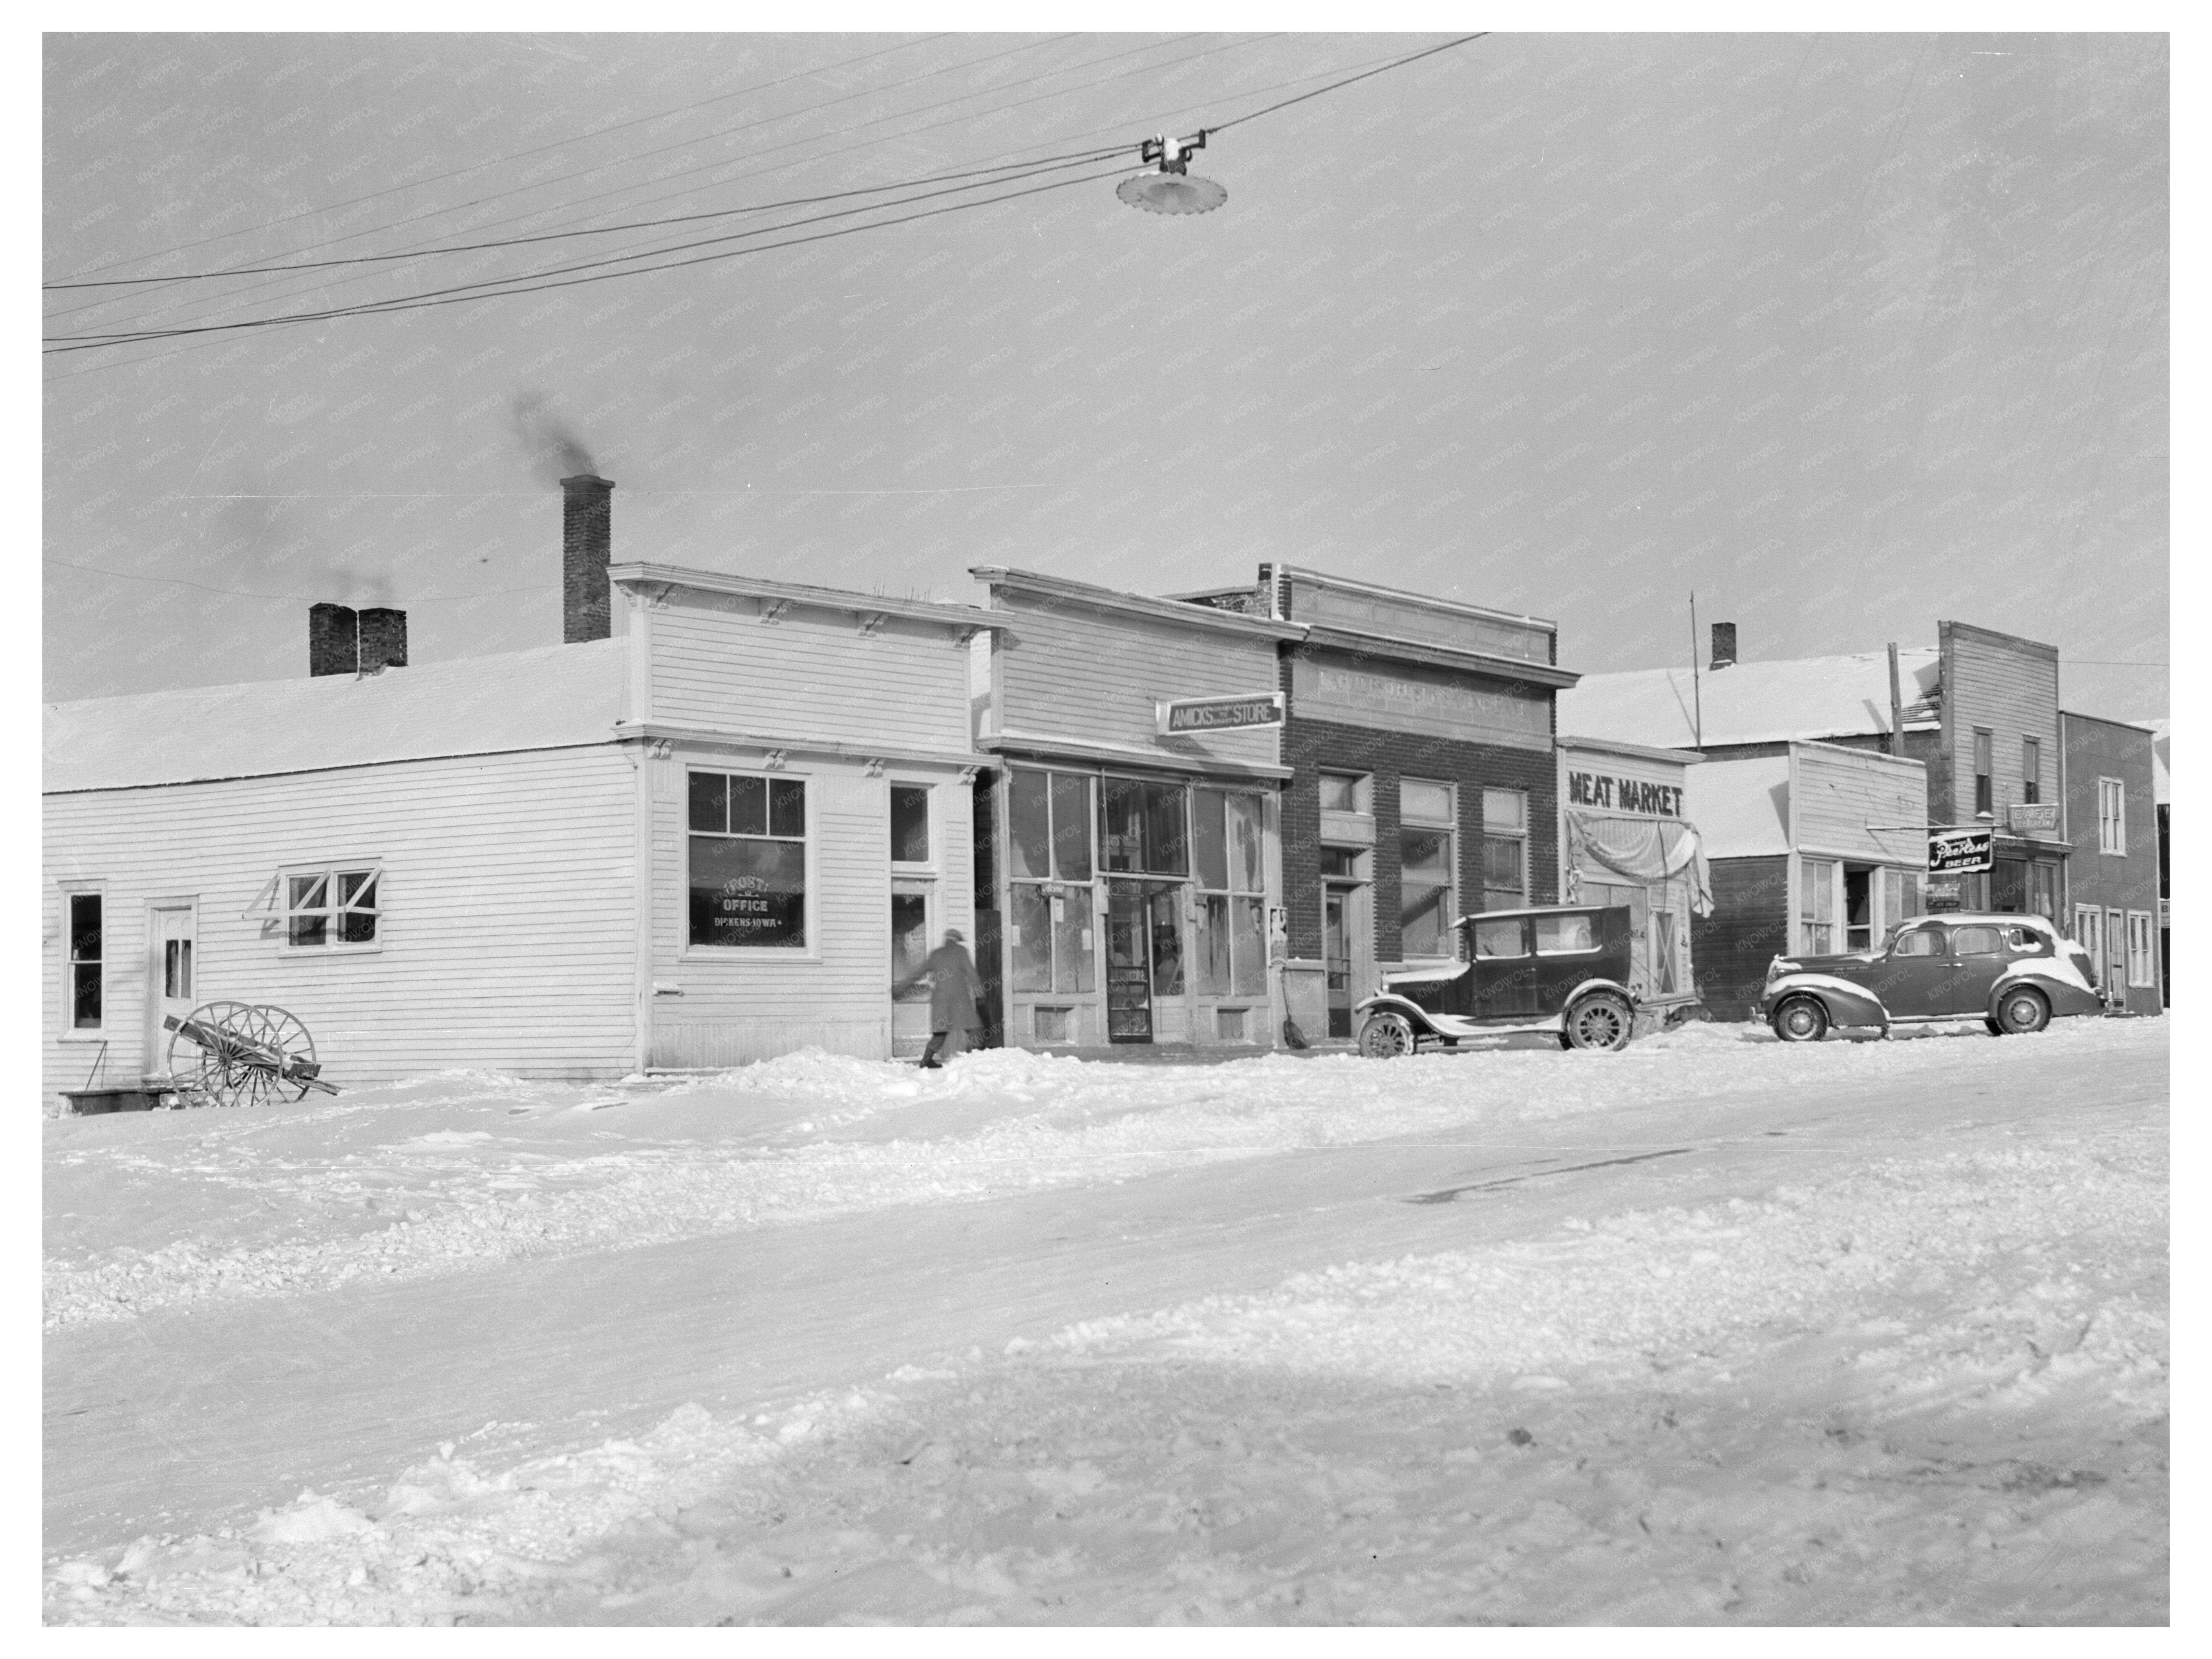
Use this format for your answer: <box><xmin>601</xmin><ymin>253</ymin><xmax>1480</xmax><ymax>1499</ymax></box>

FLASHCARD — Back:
<box><xmin>1758</xmin><ymin>911</ymin><xmax>2103</xmax><ymax>1041</ymax></box>
<box><xmin>1354</xmin><ymin>905</ymin><xmax>1637</xmax><ymax>1057</ymax></box>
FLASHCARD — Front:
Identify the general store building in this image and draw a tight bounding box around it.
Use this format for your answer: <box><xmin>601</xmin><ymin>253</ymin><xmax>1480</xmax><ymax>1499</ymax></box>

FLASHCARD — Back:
<box><xmin>1178</xmin><ymin>565</ymin><xmax>1577</xmax><ymax>1041</ymax></box>
<box><xmin>967</xmin><ymin>567</ymin><xmax>1301</xmax><ymax>1051</ymax></box>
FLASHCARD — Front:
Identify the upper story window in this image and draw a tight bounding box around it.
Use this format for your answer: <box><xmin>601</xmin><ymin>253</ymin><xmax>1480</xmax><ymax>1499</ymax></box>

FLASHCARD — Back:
<box><xmin>1399</xmin><ymin>778</ymin><xmax>1457</xmax><ymax>958</ymax></box>
<box><xmin>689</xmin><ymin>771</ymin><xmax>807</xmax><ymax>948</ymax></box>
<box><xmin>2022</xmin><ymin>736</ymin><xmax>2041</xmax><ymax>806</ymax></box>
<box><xmin>1973</xmin><ymin>728</ymin><xmax>1994</xmax><ymax>817</ymax></box>
<box><xmin>68</xmin><ymin>892</ymin><xmax>102</xmax><ymax>1030</ymax></box>
<box><xmin>1318</xmin><ymin>771</ymin><xmax>1369</xmax><ymax>814</ymax></box>
<box><xmin>890</xmin><ymin>784</ymin><xmax>931</xmax><ymax>866</ymax></box>
<box><xmin>288</xmin><ymin>867</ymin><xmax>380</xmax><ymax>948</ymax></box>
<box><xmin>1480</xmin><ymin>787</ymin><xmax>1529</xmax><ymax>912</ymax></box>
<box><xmin>2098</xmin><ymin>777</ymin><xmax>2126</xmax><ymax>855</ymax></box>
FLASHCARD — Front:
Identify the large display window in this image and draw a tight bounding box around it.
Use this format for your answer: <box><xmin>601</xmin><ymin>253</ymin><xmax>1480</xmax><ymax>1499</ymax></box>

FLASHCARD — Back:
<box><xmin>688</xmin><ymin>770</ymin><xmax>808</xmax><ymax>949</ymax></box>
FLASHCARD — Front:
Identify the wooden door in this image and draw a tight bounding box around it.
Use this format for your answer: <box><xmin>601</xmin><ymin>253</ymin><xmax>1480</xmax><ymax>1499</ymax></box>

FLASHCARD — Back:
<box><xmin>146</xmin><ymin>903</ymin><xmax>197</xmax><ymax>1075</ymax></box>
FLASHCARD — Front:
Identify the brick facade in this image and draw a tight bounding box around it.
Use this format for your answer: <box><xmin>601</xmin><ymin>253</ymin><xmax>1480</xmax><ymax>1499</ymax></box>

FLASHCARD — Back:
<box><xmin>1280</xmin><ymin>714</ymin><xmax>1559</xmax><ymax>961</ymax></box>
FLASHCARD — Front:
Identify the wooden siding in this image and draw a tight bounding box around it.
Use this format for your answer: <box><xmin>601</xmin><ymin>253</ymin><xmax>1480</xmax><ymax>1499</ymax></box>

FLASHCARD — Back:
<box><xmin>1939</xmin><ymin>622</ymin><xmax>2059</xmax><ymax>825</ymax></box>
<box><xmin>2061</xmin><ymin>711</ymin><xmax>2162</xmax><ymax>1014</ymax></box>
<box><xmin>990</xmin><ymin>599</ymin><xmax>1283</xmax><ymax>771</ymax></box>
<box><xmin>43</xmin><ymin>746</ymin><xmax>639</xmax><ymax>1106</ymax></box>
<box><xmin>648</xmin><ymin>593</ymin><xmax>975</xmax><ymax>754</ymax></box>
<box><xmin>644</xmin><ymin>750</ymin><xmax>977</xmax><ymax>1067</ymax></box>
<box><xmin>1791</xmin><ymin>743</ymin><xmax>1928</xmax><ymax>865</ymax></box>
<box><xmin>1692</xmin><ymin>854</ymin><xmax>1790</xmax><ymax>1021</ymax></box>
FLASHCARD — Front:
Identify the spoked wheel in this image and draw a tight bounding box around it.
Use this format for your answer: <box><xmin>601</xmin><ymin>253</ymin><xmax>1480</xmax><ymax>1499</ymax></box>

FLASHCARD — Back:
<box><xmin>1565</xmin><ymin>991</ymin><xmax>1634</xmax><ymax>1052</ymax></box>
<box><xmin>1357</xmin><ymin>1011</ymin><xmax>1418</xmax><ymax>1060</ymax></box>
<box><xmin>166</xmin><ymin>1001</ymin><xmax>320</xmax><ymax>1108</ymax></box>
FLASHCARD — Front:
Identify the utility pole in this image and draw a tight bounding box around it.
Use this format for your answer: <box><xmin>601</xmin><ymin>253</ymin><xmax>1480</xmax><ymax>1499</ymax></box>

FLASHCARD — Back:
<box><xmin>1690</xmin><ymin>592</ymin><xmax>1704</xmax><ymax>750</ymax></box>
<box><xmin>1887</xmin><ymin>642</ymin><xmax>1904</xmax><ymax>755</ymax></box>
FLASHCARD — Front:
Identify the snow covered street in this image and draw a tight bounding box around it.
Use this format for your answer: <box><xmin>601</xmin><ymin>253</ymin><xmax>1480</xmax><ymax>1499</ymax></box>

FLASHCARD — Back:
<box><xmin>44</xmin><ymin>1019</ymin><xmax>2167</xmax><ymax>1625</ymax></box>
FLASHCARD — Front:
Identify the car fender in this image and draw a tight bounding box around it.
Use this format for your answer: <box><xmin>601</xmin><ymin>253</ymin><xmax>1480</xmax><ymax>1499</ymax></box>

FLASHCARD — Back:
<box><xmin>1764</xmin><ymin>972</ymin><xmax>1889</xmax><ymax>1029</ymax></box>
<box><xmin>1351</xmin><ymin>992</ymin><xmax>1443</xmax><ymax>1038</ymax></box>
<box><xmin>1989</xmin><ymin>959</ymin><xmax>2103</xmax><ymax>1021</ymax></box>
<box><xmin>1562</xmin><ymin>976</ymin><xmax>1636</xmax><ymax>1011</ymax></box>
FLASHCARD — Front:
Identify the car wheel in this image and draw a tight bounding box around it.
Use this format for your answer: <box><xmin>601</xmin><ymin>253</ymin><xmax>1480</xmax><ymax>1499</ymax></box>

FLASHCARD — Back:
<box><xmin>1771</xmin><ymin>996</ymin><xmax>1828</xmax><ymax>1043</ymax></box>
<box><xmin>1357</xmin><ymin>1011</ymin><xmax>1417</xmax><ymax>1060</ymax></box>
<box><xmin>1994</xmin><ymin>985</ymin><xmax>2050</xmax><ymax>1035</ymax></box>
<box><xmin>1565</xmin><ymin>991</ymin><xmax>1633</xmax><ymax>1052</ymax></box>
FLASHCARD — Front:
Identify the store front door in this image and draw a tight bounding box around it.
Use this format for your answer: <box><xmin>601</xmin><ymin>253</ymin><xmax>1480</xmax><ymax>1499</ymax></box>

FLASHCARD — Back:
<box><xmin>1105</xmin><ymin>880</ymin><xmax>1187</xmax><ymax>1042</ymax></box>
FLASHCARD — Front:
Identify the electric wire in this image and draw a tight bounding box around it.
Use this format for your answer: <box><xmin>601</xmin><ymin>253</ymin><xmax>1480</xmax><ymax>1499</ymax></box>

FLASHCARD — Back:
<box><xmin>43</xmin><ymin>32</ymin><xmax>955</xmax><ymax>285</ymax></box>
<box><xmin>45</xmin><ymin>162</ymin><xmax>1134</xmax><ymax>354</ymax></box>
<box><xmin>48</xmin><ymin>154</ymin><xmax>1128</xmax><ymax>349</ymax></box>
<box><xmin>47</xmin><ymin>34</ymin><xmax>1477</xmax><ymax>365</ymax></box>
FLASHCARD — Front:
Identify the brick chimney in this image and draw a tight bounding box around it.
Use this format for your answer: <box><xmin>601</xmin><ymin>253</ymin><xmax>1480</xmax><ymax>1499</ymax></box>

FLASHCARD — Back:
<box><xmin>561</xmin><ymin>473</ymin><xmax>616</xmax><ymax>643</ymax></box>
<box><xmin>310</xmin><ymin>603</ymin><xmax>358</xmax><ymax>677</ymax></box>
<box><xmin>358</xmin><ymin>607</ymin><xmax>408</xmax><ymax>673</ymax></box>
<box><xmin>1710</xmin><ymin>621</ymin><xmax>1737</xmax><ymax>670</ymax></box>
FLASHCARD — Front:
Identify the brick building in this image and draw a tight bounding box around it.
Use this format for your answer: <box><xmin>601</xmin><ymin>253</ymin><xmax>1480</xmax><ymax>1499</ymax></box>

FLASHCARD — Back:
<box><xmin>1179</xmin><ymin>566</ymin><xmax>1576</xmax><ymax>1040</ymax></box>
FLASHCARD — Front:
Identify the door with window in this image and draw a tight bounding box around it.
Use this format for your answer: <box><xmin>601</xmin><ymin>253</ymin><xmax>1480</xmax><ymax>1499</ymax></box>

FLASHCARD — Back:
<box><xmin>2104</xmin><ymin>907</ymin><xmax>2126</xmax><ymax>1001</ymax></box>
<box><xmin>146</xmin><ymin>902</ymin><xmax>197</xmax><ymax>1073</ymax></box>
<box><xmin>1104</xmin><ymin>880</ymin><xmax>1184</xmax><ymax>1042</ymax></box>
<box><xmin>2074</xmin><ymin>906</ymin><xmax>2104</xmax><ymax>990</ymax></box>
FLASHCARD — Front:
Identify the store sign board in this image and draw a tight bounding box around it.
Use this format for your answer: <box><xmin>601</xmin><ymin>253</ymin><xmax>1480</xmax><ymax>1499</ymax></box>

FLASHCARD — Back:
<box><xmin>1290</xmin><ymin>653</ymin><xmax>1550</xmax><ymax>751</ymax></box>
<box><xmin>1157</xmin><ymin>692</ymin><xmax>1285</xmax><ymax>735</ymax></box>
<box><xmin>1565</xmin><ymin>770</ymin><xmax>1684</xmax><ymax>817</ymax></box>
<box><xmin>2005</xmin><ymin>802</ymin><xmax>2061</xmax><ymax>835</ymax></box>
<box><xmin>1924</xmin><ymin>876</ymin><xmax>1964</xmax><ymax>912</ymax></box>
<box><xmin>1928</xmin><ymin>828</ymin><xmax>1993</xmax><ymax>873</ymax></box>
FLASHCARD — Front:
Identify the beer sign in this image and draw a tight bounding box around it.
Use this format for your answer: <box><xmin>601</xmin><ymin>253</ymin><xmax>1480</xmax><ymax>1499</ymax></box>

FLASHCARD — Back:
<box><xmin>1927</xmin><ymin>827</ymin><xmax>1993</xmax><ymax>874</ymax></box>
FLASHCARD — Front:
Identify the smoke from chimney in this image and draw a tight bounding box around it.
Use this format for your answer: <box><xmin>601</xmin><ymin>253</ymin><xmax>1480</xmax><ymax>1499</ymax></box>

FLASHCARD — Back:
<box><xmin>1710</xmin><ymin>621</ymin><xmax>1737</xmax><ymax>670</ymax></box>
<box><xmin>310</xmin><ymin>604</ymin><xmax>358</xmax><ymax>677</ymax></box>
<box><xmin>562</xmin><ymin>474</ymin><xmax>616</xmax><ymax>643</ymax></box>
<box><xmin>510</xmin><ymin>391</ymin><xmax>597</xmax><ymax>484</ymax></box>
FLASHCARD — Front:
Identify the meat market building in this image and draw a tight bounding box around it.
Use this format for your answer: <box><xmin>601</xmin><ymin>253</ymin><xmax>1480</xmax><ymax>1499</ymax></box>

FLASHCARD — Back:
<box><xmin>1556</xmin><ymin>737</ymin><xmax>1712</xmax><ymax>1019</ymax></box>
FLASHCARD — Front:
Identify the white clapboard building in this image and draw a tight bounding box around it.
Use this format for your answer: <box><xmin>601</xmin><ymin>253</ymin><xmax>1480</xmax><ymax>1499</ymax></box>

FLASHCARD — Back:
<box><xmin>42</xmin><ymin>477</ymin><xmax>1005</xmax><ymax>1105</ymax></box>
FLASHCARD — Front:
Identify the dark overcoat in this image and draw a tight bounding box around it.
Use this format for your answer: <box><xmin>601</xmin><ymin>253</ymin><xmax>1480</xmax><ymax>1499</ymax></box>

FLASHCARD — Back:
<box><xmin>909</xmin><ymin>941</ymin><xmax>983</xmax><ymax>1035</ymax></box>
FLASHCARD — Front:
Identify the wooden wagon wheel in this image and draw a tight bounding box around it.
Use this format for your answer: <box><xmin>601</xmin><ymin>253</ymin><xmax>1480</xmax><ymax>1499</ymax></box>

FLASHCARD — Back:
<box><xmin>165</xmin><ymin>1000</ymin><xmax>320</xmax><ymax>1109</ymax></box>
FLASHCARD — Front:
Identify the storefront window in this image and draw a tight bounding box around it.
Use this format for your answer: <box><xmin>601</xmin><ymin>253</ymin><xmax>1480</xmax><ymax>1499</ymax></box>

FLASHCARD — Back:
<box><xmin>1101</xmin><ymin>778</ymin><xmax>1188</xmax><ymax>875</ymax></box>
<box><xmin>1480</xmin><ymin>788</ymin><xmax>1528</xmax><ymax>911</ymax></box>
<box><xmin>1799</xmin><ymin>857</ymin><xmax>1836</xmax><ymax>954</ymax></box>
<box><xmin>1193</xmin><ymin>788</ymin><xmax>1268</xmax><ymax>997</ymax></box>
<box><xmin>1400</xmin><ymin>777</ymin><xmax>1456</xmax><ymax>958</ymax></box>
<box><xmin>2027</xmin><ymin>860</ymin><xmax>2057</xmax><ymax>921</ymax></box>
<box><xmin>689</xmin><ymin>771</ymin><xmax>807</xmax><ymax>948</ymax></box>
<box><xmin>1009</xmin><ymin>769</ymin><xmax>1095</xmax><ymax>994</ymax></box>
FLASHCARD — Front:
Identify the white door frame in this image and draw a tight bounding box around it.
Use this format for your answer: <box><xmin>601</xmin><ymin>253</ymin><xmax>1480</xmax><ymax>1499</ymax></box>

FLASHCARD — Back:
<box><xmin>144</xmin><ymin>898</ymin><xmax>199</xmax><ymax>1077</ymax></box>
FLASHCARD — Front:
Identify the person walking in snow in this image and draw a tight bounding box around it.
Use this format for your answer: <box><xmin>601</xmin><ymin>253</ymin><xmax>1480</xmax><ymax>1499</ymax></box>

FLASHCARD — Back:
<box><xmin>897</xmin><ymin>927</ymin><xmax>985</xmax><ymax>1068</ymax></box>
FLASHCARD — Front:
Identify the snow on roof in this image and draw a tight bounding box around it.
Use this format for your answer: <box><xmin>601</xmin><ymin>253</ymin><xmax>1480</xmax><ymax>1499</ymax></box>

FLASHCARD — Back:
<box><xmin>1685</xmin><ymin>753</ymin><xmax>1792</xmax><ymax>858</ymax></box>
<box><xmin>44</xmin><ymin>638</ymin><xmax>629</xmax><ymax>793</ymax></box>
<box><xmin>1557</xmin><ymin>648</ymin><xmax>1940</xmax><ymax>750</ymax></box>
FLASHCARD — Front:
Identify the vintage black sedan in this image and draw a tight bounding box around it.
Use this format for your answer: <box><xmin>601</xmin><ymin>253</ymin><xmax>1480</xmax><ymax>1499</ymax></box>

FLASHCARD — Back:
<box><xmin>1759</xmin><ymin>911</ymin><xmax>2104</xmax><ymax>1041</ymax></box>
<box><xmin>1354</xmin><ymin>905</ymin><xmax>1638</xmax><ymax>1057</ymax></box>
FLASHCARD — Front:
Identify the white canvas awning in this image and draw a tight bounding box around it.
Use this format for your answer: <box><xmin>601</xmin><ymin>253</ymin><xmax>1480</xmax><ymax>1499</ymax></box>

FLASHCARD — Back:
<box><xmin>1564</xmin><ymin>810</ymin><xmax>1715</xmax><ymax>917</ymax></box>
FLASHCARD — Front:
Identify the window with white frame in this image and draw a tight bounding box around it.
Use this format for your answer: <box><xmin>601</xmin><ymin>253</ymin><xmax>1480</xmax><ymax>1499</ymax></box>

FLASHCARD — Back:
<box><xmin>2127</xmin><ymin>911</ymin><xmax>2155</xmax><ymax>988</ymax></box>
<box><xmin>1480</xmin><ymin>788</ymin><xmax>1529</xmax><ymax>913</ymax></box>
<box><xmin>2098</xmin><ymin>777</ymin><xmax>2126</xmax><ymax>854</ymax></box>
<box><xmin>1192</xmin><ymin>786</ymin><xmax>1268</xmax><ymax>998</ymax></box>
<box><xmin>1008</xmin><ymin>767</ymin><xmax>1094</xmax><ymax>995</ymax></box>
<box><xmin>66</xmin><ymin>891</ymin><xmax>102</xmax><ymax>1030</ymax></box>
<box><xmin>1973</xmin><ymin>728</ymin><xmax>1994</xmax><ymax>817</ymax></box>
<box><xmin>1799</xmin><ymin>857</ymin><xmax>1836</xmax><ymax>954</ymax></box>
<box><xmin>1399</xmin><ymin>778</ymin><xmax>1457</xmax><ymax>958</ymax></box>
<box><xmin>2073</xmin><ymin>905</ymin><xmax>2104</xmax><ymax>987</ymax></box>
<box><xmin>689</xmin><ymin>771</ymin><xmax>807</xmax><ymax>948</ymax></box>
<box><xmin>890</xmin><ymin>783</ymin><xmax>931</xmax><ymax>867</ymax></box>
<box><xmin>890</xmin><ymin>782</ymin><xmax>935</xmax><ymax>997</ymax></box>
<box><xmin>2022</xmin><ymin>736</ymin><xmax>2041</xmax><ymax>806</ymax></box>
<box><xmin>286</xmin><ymin>867</ymin><xmax>381</xmax><ymax>948</ymax></box>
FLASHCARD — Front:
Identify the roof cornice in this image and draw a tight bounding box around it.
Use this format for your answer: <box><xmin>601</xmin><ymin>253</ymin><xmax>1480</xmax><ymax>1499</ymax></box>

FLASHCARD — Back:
<box><xmin>611</xmin><ymin>563</ymin><xmax>1008</xmax><ymax>632</ymax></box>
<box><xmin>970</xmin><ymin>566</ymin><xmax>1306</xmax><ymax>640</ymax></box>
<box><xmin>1296</xmin><ymin>625</ymin><xmax>1579</xmax><ymax>688</ymax></box>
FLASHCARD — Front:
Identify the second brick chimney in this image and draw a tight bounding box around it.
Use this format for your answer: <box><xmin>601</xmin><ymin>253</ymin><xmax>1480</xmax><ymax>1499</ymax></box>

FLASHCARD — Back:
<box><xmin>358</xmin><ymin>607</ymin><xmax>408</xmax><ymax>673</ymax></box>
<box><xmin>561</xmin><ymin>473</ymin><xmax>616</xmax><ymax>643</ymax></box>
<box><xmin>1710</xmin><ymin>621</ymin><xmax>1737</xmax><ymax>670</ymax></box>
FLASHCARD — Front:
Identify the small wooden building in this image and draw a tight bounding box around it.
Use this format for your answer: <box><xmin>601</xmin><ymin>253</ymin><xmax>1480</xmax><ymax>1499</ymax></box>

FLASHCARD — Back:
<box><xmin>43</xmin><ymin>525</ymin><xmax>1007</xmax><ymax>1105</ymax></box>
<box><xmin>1686</xmin><ymin>741</ymin><xmax>1929</xmax><ymax>1020</ymax></box>
<box><xmin>1555</xmin><ymin>736</ymin><xmax>1710</xmax><ymax>1019</ymax></box>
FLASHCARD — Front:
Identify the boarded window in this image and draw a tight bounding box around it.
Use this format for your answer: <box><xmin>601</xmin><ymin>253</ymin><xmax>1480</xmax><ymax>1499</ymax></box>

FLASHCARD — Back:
<box><xmin>286</xmin><ymin>867</ymin><xmax>380</xmax><ymax>948</ymax></box>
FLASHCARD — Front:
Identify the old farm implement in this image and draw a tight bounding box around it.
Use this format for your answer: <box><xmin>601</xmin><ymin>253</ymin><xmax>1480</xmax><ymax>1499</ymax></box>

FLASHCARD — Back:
<box><xmin>162</xmin><ymin>1001</ymin><xmax>339</xmax><ymax>1109</ymax></box>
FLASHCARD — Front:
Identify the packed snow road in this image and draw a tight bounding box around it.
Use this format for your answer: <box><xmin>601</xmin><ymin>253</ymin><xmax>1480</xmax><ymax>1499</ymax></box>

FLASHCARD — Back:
<box><xmin>44</xmin><ymin>1019</ymin><xmax>2167</xmax><ymax>1624</ymax></box>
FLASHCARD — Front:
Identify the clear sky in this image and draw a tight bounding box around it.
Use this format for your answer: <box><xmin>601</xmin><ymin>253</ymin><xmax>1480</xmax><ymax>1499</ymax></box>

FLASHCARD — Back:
<box><xmin>42</xmin><ymin>30</ymin><xmax>2168</xmax><ymax>720</ymax></box>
